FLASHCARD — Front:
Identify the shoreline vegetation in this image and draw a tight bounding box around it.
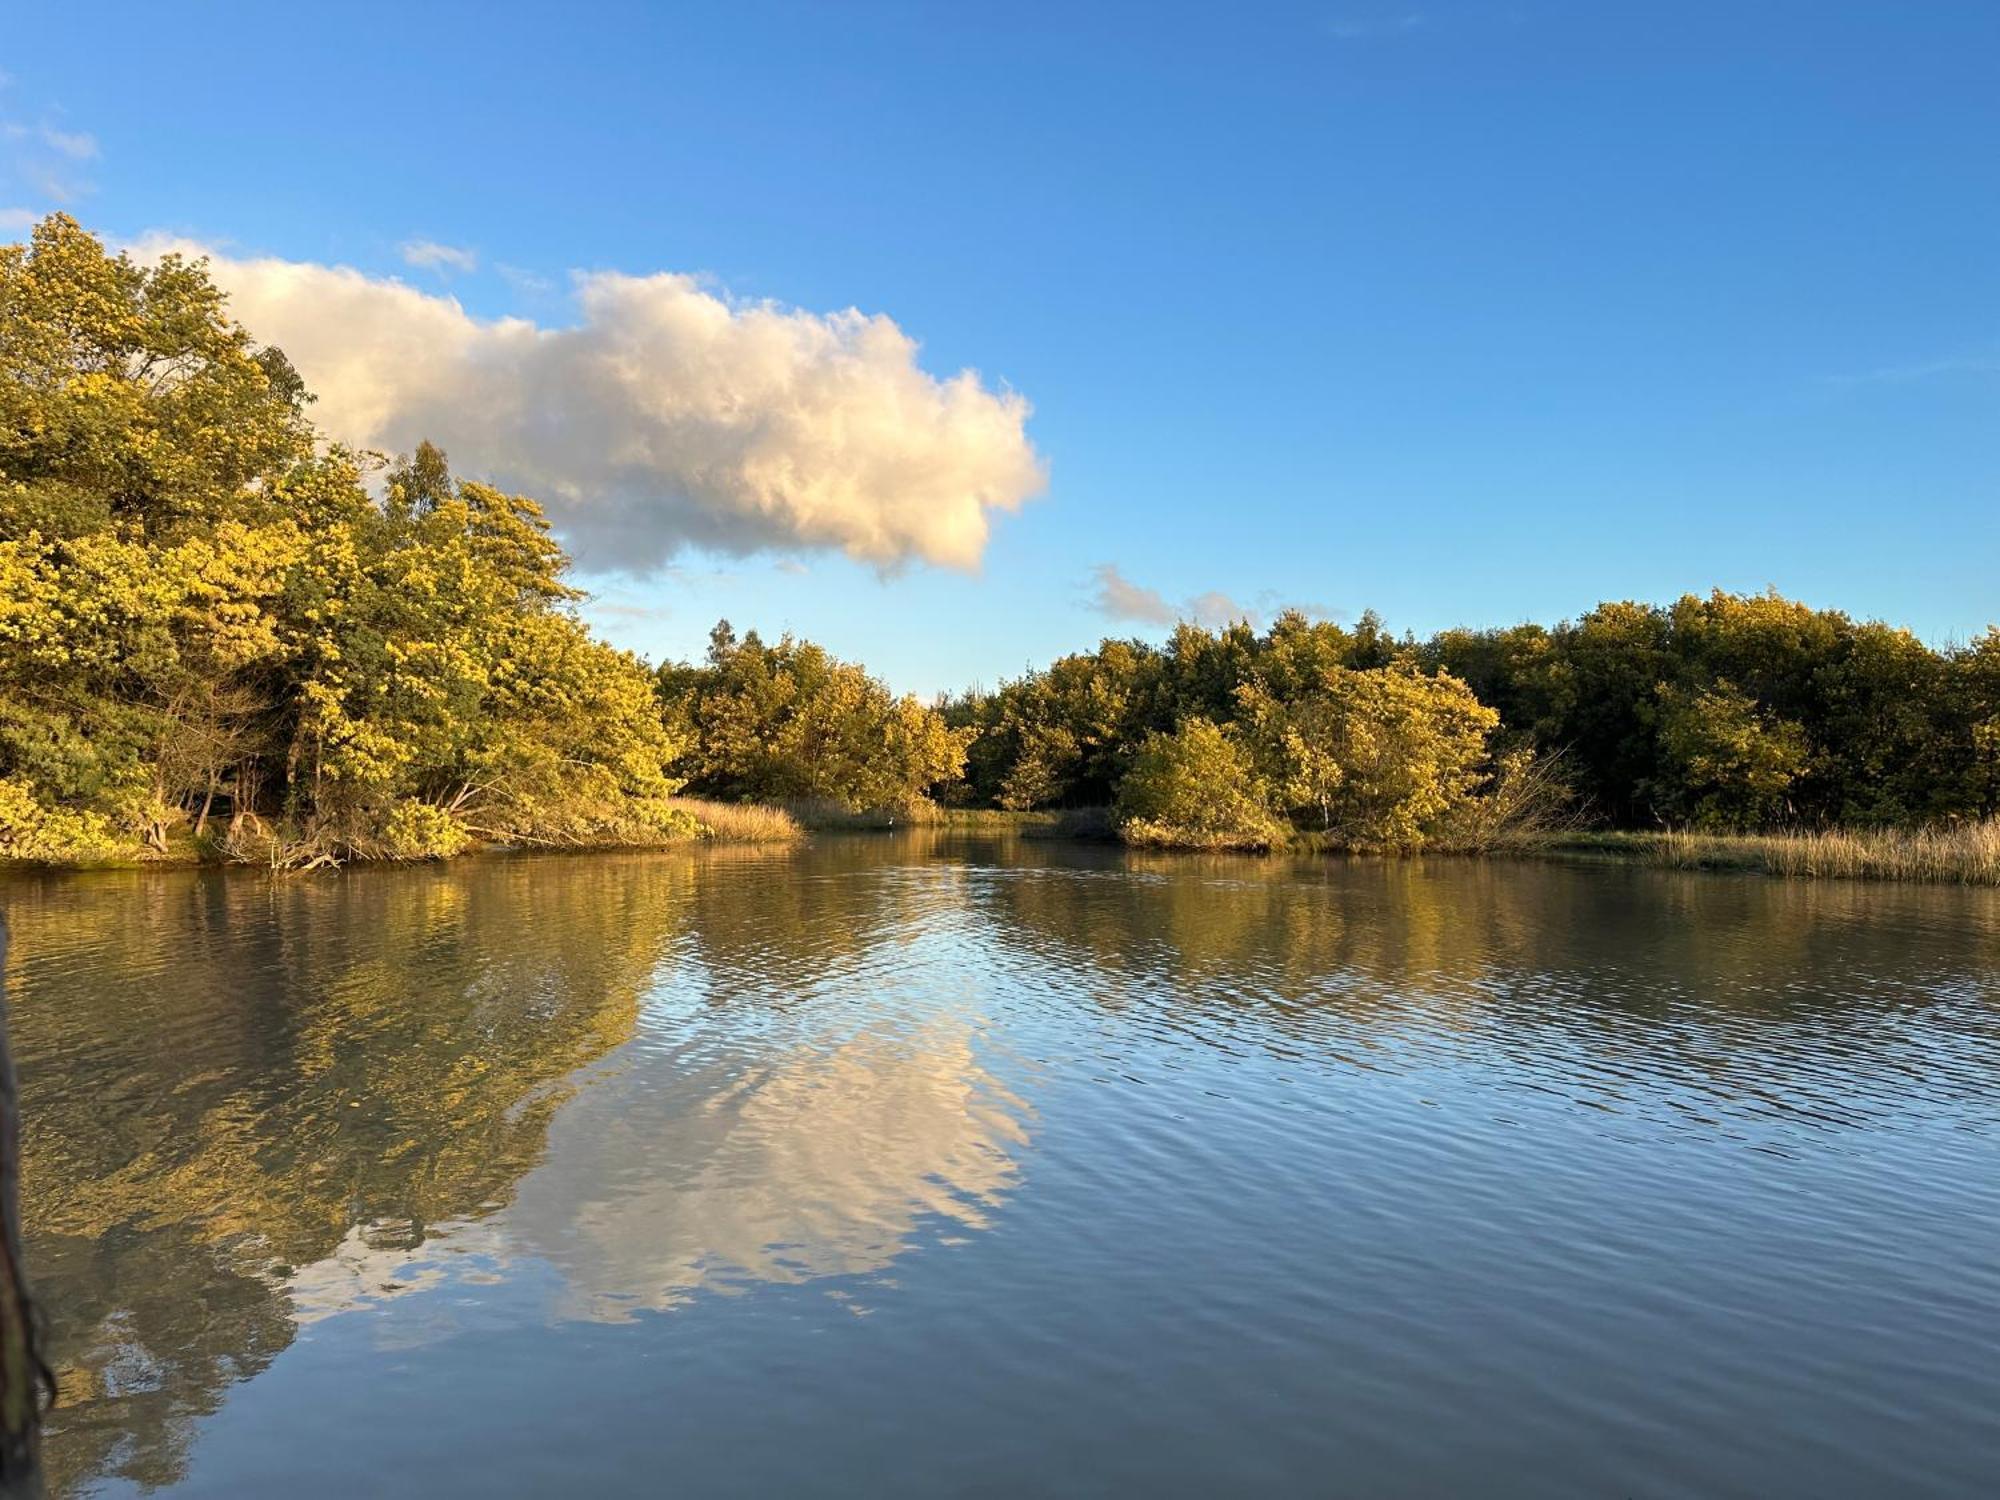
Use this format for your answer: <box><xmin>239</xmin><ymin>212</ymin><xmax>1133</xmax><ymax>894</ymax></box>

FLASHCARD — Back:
<box><xmin>5</xmin><ymin>215</ymin><xmax>2000</xmax><ymax>887</ymax></box>
<box><xmin>19</xmin><ymin>809</ymin><xmax>1997</xmax><ymax>888</ymax></box>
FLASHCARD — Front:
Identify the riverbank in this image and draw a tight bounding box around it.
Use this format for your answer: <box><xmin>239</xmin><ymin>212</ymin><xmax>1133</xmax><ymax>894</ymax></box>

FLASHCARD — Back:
<box><xmin>8</xmin><ymin>800</ymin><xmax>1998</xmax><ymax>887</ymax></box>
<box><xmin>950</xmin><ymin>810</ymin><xmax>2000</xmax><ymax>886</ymax></box>
<box><xmin>1532</xmin><ymin>823</ymin><xmax>2000</xmax><ymax>885</ymax></box>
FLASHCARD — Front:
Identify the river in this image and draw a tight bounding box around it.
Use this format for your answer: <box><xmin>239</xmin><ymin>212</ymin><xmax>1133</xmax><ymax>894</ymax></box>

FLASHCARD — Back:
<box><xmin>10</xmin><ymin>834</ymin><xmax>1999</xmax><ymax>1496</ymax></box>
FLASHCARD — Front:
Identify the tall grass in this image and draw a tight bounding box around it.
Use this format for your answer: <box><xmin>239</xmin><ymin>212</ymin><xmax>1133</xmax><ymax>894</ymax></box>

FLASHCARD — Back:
<box><xmin>1548</xmin><ymin>820</ymin><xmax>2000</xmax><ymax>885</ymax></box>
<box><xmin>668</xmin><ymin>797</ymin><xmax>803</xmax><ymax>843</ymax></box>
<box><xmin>934</xmin><ymin>806</ymin><xmax>1118</xmax><ymax>840</ymax></box>
<box><xmin>780</xmin><ymin>797</ymin><xmax>960</xmax><ymax>830</ymax></box>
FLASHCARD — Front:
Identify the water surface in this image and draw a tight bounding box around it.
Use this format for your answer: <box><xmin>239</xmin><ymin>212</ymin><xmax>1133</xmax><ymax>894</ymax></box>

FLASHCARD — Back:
<box><xmin>11</xmin><ymin>835</ymin><xmax>2000</xmax><ymax>1497</ymax></box>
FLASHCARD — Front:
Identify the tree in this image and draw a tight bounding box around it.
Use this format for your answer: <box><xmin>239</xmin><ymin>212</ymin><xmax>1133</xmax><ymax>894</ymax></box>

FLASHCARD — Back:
<box><xmin>0</xmin><ymin>216</ymin><xmax>695</xmax><ymax>863</ymax></box>
<box><xmin>1651</xmin><ymin>681</ymin><xmax>1809</xmax><ymax>829</ymax></box>
<box><xmin>1116</xmin><ymin>718</ymin><xmax>1285</xmax><ymax>850</ymax></box>
<box><xmin>1239</xmin><ymin>666</ymin><xmax>1498</xmax><ymax>847</ymax></box>
<box><xmin>659</xmin><ymin>625</ymin><xmax>972</xmax><ymax>810</ymax></box>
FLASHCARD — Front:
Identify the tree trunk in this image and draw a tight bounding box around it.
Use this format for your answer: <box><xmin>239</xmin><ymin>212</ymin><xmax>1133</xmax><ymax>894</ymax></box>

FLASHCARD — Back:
<box><xmin>193</xmin><ymin>776</ymin><xmax>217</xmax><ymax>840</ymax></box>
<box><xmin>0</xmin><ymin>917</ymin><xmax>47</xmax><ymax>1496</ymax></box>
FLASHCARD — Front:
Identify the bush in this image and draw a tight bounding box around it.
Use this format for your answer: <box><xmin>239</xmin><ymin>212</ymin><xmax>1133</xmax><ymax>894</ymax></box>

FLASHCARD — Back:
<box><xmin>0</xmin><ymin>777</ymin><xmax>131</xmax><ymax>863</ymax></box>
<box><xmin>380</xmin><ymin>801</ymin><xmax>473</xmax><ymax>860</ymax></box>
<box><xmin>1115</xmin><ymin>720</ymin><xmax>1286</xmax><ymax>850</ymax></box>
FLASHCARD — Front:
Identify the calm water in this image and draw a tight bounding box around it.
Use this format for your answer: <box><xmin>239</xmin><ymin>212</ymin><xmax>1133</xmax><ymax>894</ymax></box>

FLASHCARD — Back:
<box><xmin>10</xmin><ymin>835</ymin><xmax>2000</xmax><ymax>1498</ymax></box>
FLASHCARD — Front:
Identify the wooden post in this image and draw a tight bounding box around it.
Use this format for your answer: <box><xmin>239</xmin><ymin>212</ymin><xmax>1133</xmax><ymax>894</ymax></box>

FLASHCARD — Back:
<box><xmin>0</xmin><ymin>916</ymin><xmax>46</xmax><ymax>1497</ymax></box>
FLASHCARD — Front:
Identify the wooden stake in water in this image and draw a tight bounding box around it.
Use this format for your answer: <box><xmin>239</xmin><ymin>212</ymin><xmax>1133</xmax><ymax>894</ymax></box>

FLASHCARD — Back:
<box><xmin>0</xmin><ymin>915</ymin><xmax>45</xmax><ymax>1498</ymax></box>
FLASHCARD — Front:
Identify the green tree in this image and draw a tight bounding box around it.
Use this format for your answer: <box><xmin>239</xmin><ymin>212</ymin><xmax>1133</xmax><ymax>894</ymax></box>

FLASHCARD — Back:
<box><xmin>0</xmin><ymin>216</ymin><xmax>694</xmax><ymax>863</ymax></box>
<box><xmin>1239</xmin><ymin>666</ymin><xmax>1499</xmax><ymax>847</ymax></box>
<box><xmin>1651</xmin><ymin>681</ymin><xmax>1809</xmax><ymax>828</ymax></box>
<box><xmin>660</xmin><ymin>625</ymin><xmax>971</xmax><ymax>811</ymax></box>
<box><xmin>1116</xmin><ymin>718</ymin><xmax>1285</xmax><ymax>850</ymax></box>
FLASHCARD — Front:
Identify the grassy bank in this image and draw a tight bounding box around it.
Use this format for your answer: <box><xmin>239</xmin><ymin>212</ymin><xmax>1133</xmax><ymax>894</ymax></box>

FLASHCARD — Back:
<box><xmin>1026</xmin><ymin>806</ymin><xmax>2000</xmax><ymax>886</ymax></box>
<box><xmin>11</xmin><ymin>799</ymin><xmax>1997</xmax><ymax>887</ymax></box>
<box><xmin>669</xmin><ymin>798</ymin><xmax>804</xmax><ymax>843</ymax></box>
<box><xmin>1535</xmin><ymin>822</ymin><xmax>2000</xmax><ymax>885</ymax></box>
<box><xmin>932</xmin><ymin>807</ymin><xmax>1119</xmax><ymax>840</ymax></box>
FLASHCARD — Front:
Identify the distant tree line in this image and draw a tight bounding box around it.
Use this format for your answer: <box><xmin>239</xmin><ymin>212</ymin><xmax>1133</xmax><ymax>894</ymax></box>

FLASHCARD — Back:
<box><xmin>937</xmin><ymin>599</ymin><xmax>2000</xmax><ymax>846</ymax></box>
<box><xmin>3</xmin><ymin>213</ymin><xmax>1995</xmax><ymax>864</ymax></box>
<box><xmin>657</xmin><ymin>621</ymin><xmax>971</xmax><ymax>811</ymax></box>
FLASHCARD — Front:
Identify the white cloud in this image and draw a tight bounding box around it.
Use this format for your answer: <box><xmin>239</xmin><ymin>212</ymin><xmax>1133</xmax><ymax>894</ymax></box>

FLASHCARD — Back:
<box><xmin>1183</xmin><ymin>589</ymin><xmax>1257</xmax><ymax>630</ymax></box>
<box><xmin>134</xmin><ymin>238</ymin><xmax>1046</xmax><ymax>574</ymax></box>
<box><xmin>39</xmin><ymin>126</ymin><xmax>96</xmax><ymax>160</ymax></box>
<box><xmin>1088</xmin><ymin>563</ymin><xmax>1176</xmax><ymax>625</ymax></box>
<box><xmin>2</xmin><ymin>120</ymin><xmax>98</xmax><ymax>201</ymax></box>
<box><xmin>1823</xmin><ymin>354</ymin><xmax>2000</xmax><ymax>386</ymax></box>
<box><xmin>1088</xmin><ymin>564</ymin><xmax>1260</xmax><ymax>630</ymax></box>
<box><xmin>1326</xmin><ymin>11</ymin><xmax>1428</xmax><ymax>41</ymax></box>
<box><xmin>496</xmin><ymin>262</ymin><xmax>554</xmax><ymax>296</ymax></box>
<box><xmin>400</xmin><ymin>238</ymin><xmax>478</xmax><ymax>274</ymax></box>
<box><xmin>0</xmin><ymin>207</ymin><xmax>36</xmax><ymax>234</ymax></box>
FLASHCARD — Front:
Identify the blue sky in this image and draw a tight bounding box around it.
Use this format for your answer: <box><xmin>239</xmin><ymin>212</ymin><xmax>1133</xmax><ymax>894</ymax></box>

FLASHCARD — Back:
<box><xmin>4</xmin><ymin>1</ymin><xmax>1995</xmax><ymax>694</ymax></box>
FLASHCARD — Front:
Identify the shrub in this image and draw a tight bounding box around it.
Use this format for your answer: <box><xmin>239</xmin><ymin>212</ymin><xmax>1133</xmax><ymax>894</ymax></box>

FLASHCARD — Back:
<box><xmin>380</xmin><ymin>801</ymin><xmax>472</xmax><ymax>860</ymax></box>
<box><xmin>0</xmin><ymin>778</ymin><xmax>130</xmax><ymax>863</ymax></box>
<box><xmin>1115</xmin><ymin>719</ymin><xmax>1286</xmax><ymax>850</ymax></box>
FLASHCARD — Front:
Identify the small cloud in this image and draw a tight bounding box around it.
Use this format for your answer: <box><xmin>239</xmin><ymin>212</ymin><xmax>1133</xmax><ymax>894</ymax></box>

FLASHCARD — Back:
<box><xmin>1183</xmin><ymin>590</ymin><xmax>1257</xmax><ymax>630</ymax></box>
<box><xmin>400</xmin><ymin>238</ymin><xmax>479</xmax><ymax>275</ymax></box>
<box><xmin>590</xmin><ymin>601</ymin><xmax>672</xmax><ymax>623</ymax></box>
<box><xmin>1255</xmin><ymin>588</ymin><xmax>1345</xmax><ymax>623</ymax></box>
<box><xmin>39</xmin><ymin>126</ymin><xmax>96</xmax><ymax>160</ymax></box>
<box><xmin>496</xmin><ymin>262</ymin><xmax>554</xmax><ymax>296</ymax></box>
<box><xmin>0</xmin><ymin>207</ymin><xmax>36</xmax><ymax>234</ymax></box>
<box><xmin>775</xmin><ymin>559</ymin><xmax>810</xmax><ymax>576</ymax></box>
<box><xmin>1089</xmin><ymin>564</ymin><xmax>1176</xmax><ymax>626</ymax></box>
<box><xmin>1823</xmin><ymin>354</ymin><xmax>2000</xmax><ymax>387</ymax></box>
<box><xmin>1326</xmin><ymin>10</ymin><xmax>1429</xmax><ymax>41</ymax></box>
<box><xmin>1089</xmin><ymin>565</ymin><xmax>1260</xmax><ymax>631</ymax></box>
<box><xmin>2</xmin><ymin>119</ymin><xmax>98</xmax><ymax>201</ymax></box>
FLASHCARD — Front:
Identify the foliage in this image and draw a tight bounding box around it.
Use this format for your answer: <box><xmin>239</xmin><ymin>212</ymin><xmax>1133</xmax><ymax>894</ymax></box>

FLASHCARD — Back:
<box><xmin>0</xmin><ymin>215</ymin><xmax>690</xmax><ymax>863</ymax></box>
<box><xmin>1650</xmin><ymin>681</ymin><xmax>1809</xmax><ymax>829</ymax></box>
<box><xmin>1237</xmin><ymin>665</ymin><xmax>1498</xmax><ymax>846</ymax></box>
<box><xmin>959</xmin><ymin>589</ymin><xmax>2000</xmax><ymax>843</ymax></box>
<box><xmin>658</xmin><ymin>621</ymin><xmax>972</xmax><ymax>812</ymax></box>
<box><xmin>1116</xmin><ymin>719</ymin><xmax>1287</xmax><ymax>850</ymax></box>
<box><xmin>7</xmin><ymin>213</ymin><xmax>1997</xmax><ymax>860</ymax></box>
<box><xmin>379</xmin><ymin>801</ymin><xmax>473</xmax><ymax>860</ymax></box>
<box><xmin>1422</xmin><ymin>590</ymin><xmax>1999</xmax><ymax>830</ymax></box>
<box><xmin>0</xmin><ymin>778</ymin><xmax>125</xmax><ymax>863</ymax></box>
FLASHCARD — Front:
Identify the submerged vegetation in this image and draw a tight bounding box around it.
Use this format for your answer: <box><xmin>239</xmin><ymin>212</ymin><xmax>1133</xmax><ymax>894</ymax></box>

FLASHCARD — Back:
<box><xmin>2</xmin><ymin>213</ymin><xmax>1996</xmax><ymax>882</ymax></box>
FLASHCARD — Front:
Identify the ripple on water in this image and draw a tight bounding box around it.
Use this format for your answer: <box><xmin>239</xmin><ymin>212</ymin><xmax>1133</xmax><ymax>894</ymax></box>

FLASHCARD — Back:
<box><xmin>8</xmin><ymin>840</ymin><xmax>2000</xmax><ymax>1498</ymax></box>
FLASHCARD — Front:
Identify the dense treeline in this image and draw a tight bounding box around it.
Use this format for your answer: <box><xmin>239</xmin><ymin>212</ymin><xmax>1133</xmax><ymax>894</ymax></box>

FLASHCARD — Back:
<box><xmin>1421</xmin><ymin>596</ymin><xmax>2000</xmax><ymax>828</ymax></box>
<box><xmin>1</xmin><ymin>215</ymin><xmax>690</xmax><ymax>863</ymax></box>
<box><xmin>657</xmin><ymin>622</ymin><xmax>971</xmax><ymax>811</ymax></box>
<box><xmin>943</xmin><ymin>615</ymin><xmax>1530</xmax><ymax>848</ymax></box>
<box><xmin>940</xmin><ymin>597</ymin><xmax>2000</xmax><ymax>846</ymax></box>
<box><xmin>3</xmin><ymin>214</ymin><xmax>1994</xmax><ymax>866</ymax></box>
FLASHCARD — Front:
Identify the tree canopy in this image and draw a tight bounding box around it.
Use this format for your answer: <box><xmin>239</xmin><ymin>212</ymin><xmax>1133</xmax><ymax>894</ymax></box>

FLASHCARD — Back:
<box><xmin>1</xmin><ymin>215</ymin><xmax>688</xmax><ymax>863</ymax></box>
<box><xmin>658</xmin><ymin>622</ymin><xmax>971</xmax><ymax>812</ymax></box>
<box><xmin>4</xmin><ymin>213</ymin><xmax>1993</xmax><ymax>864</ymax></box>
